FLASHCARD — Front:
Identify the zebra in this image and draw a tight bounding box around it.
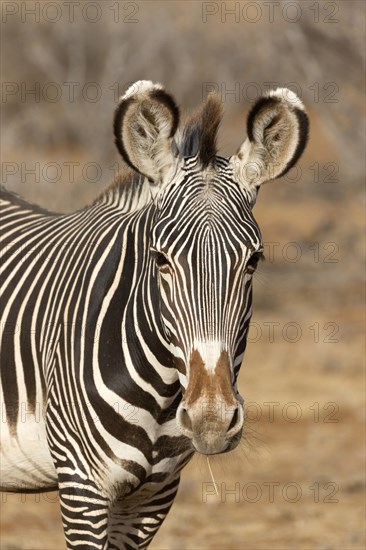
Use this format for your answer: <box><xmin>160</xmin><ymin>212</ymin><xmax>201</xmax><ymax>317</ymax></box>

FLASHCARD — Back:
<box><xmin>0</xmin><ymin>80</ymin><xmax>309</xmax><ymax>549</ymax></box>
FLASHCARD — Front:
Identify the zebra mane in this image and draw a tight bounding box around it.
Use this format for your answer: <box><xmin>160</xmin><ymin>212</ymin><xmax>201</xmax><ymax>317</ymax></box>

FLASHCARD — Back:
<box><xmin>178</xmin><ymin>93</ymin><xmax>223</xmax><ymax>167</ymax></box>
<box><xmin>93</xmin><ymin>169</ymin><xmax>149</xmax><ymax>208</ymax></box>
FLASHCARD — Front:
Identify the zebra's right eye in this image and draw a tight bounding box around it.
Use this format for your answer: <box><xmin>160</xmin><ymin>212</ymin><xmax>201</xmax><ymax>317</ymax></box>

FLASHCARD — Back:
<box><xmin>151</xmin><ymin>250</ymin><xmax>172</xmax><ymax>271</ymax></box>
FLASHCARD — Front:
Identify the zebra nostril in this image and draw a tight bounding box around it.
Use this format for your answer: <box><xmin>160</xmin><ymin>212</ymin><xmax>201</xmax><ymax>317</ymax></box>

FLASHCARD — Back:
<box><xmin>179</xmin><ymin>407</ymin><xmax>193</xmax><ymax>432</ymax></box>
<box><xmin>227</xmin><ymin>407</ymin><xmax>240</xmax><ymax>433</ymax></box>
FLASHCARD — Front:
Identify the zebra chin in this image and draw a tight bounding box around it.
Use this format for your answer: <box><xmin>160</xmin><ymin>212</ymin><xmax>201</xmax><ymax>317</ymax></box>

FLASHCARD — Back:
<box><xmin>176</xmin><ymin>400</ymin><xmax>244</xmax><ymax>456</ymax></box>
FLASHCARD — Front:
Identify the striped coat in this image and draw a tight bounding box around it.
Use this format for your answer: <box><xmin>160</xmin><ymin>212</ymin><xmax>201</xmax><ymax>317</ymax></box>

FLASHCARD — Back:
<box><xmin>0</xmin><ymin>81</ymin><xmax>308</xmax><ymax>548</ymax></box>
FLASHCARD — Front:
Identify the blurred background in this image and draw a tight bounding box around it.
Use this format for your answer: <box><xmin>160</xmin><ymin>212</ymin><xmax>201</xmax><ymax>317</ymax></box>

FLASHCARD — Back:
<box><xmin>1</xmin><ymin>1</ymin><xmax>365</xmax><ymax>548</ymax></box>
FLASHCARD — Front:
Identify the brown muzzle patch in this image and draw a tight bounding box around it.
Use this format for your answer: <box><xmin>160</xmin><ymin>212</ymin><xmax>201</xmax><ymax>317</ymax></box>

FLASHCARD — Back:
<box><xmin>183</xmin><ymin>349</ymin><xmax>237</xmax><ymax>407</ymax></box>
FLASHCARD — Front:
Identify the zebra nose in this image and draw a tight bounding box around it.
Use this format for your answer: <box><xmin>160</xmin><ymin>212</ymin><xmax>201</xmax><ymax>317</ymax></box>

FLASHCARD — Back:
<box><xmin>178</xmin><ymin>404</ymin><xmax>242</xmax><ymax>435</ymax></box>
<box><xmin>176</xmin><ymin>401</ymin><xmax>244</xmax><ymax>455</ymax></box>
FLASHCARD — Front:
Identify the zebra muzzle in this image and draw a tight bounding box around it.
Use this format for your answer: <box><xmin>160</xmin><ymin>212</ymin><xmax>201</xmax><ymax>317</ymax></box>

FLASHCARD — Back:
<box><xmin>176</xmin><ymin>399</ymin><xmax>244</xmax><ymax>455</ymax></box>
<box><xmin>176</xmin><ymin>348</ymin><xmax>244</xmax><ymax>454</ymax></box>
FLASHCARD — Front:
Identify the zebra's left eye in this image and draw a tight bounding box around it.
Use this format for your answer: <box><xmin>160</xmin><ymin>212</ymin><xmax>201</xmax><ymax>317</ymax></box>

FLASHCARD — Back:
<box><xmin>246</xmin><ymin>251</ymin><xmax>264</xmax><ymax>272</ymax></box>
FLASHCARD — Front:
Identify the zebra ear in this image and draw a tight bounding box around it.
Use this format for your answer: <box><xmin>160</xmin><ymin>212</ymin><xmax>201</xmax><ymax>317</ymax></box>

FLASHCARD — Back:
<box><xmin>114</xmin><ymin>80</ymin><xmax>180</xmax><ymax>186</ymax></box>
<box><xmin>231</xmin><ymin>88</ymin><xmax>309</xmax><ymax>192</ymax></box>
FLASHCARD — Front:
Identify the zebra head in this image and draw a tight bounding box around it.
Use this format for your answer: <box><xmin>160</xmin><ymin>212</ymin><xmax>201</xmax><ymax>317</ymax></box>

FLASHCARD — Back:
<box><xmin>114</xmin><ymin>81</ymin><xmax>309</xmax><ymax>455</ymax></box>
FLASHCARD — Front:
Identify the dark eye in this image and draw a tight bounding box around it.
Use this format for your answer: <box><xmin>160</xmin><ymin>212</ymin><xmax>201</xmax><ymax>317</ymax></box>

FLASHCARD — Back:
<box><xmin>152</xmin><ymin>250</ymin><xmax>172</xmax><ymax>271</ymax></box>
<box><xmin>247</xmin><ymin>251</ymin><xmax>264</xmax><ymax>273</ymax></box>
